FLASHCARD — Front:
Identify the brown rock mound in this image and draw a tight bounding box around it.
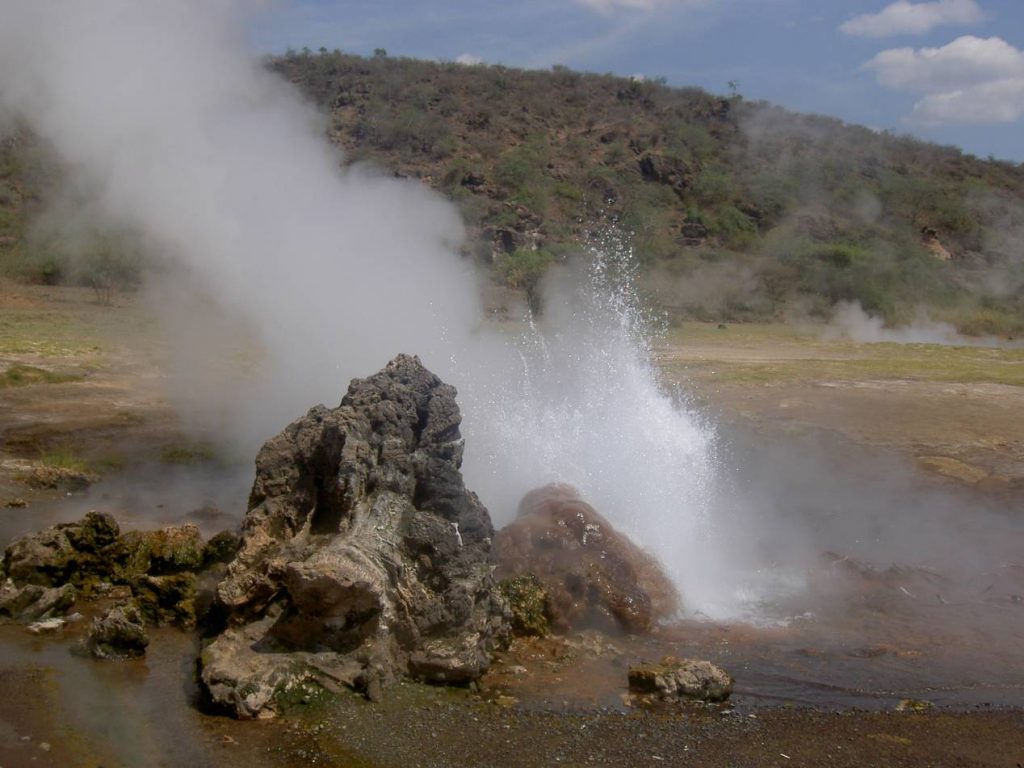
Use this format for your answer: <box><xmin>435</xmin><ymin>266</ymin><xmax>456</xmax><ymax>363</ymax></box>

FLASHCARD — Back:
<box><xmin>493</xmin><ymin>484</ymin><xmax>679</xmax><ymax>634</ymax></box>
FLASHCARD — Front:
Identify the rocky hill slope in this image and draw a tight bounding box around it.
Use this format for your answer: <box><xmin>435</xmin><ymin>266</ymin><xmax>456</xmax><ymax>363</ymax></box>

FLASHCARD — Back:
<box><xmin>3</xmin><ymin>51</ymin><xmax>1023</xmax><ymax>333</ymax></box>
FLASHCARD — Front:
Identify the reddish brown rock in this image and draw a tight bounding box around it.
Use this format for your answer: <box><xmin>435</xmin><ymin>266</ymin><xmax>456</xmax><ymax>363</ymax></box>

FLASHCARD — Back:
<box><xmin>493</xmin><ymin>484</ymin><xmax>680</xmax><ymax>634</ymax></box>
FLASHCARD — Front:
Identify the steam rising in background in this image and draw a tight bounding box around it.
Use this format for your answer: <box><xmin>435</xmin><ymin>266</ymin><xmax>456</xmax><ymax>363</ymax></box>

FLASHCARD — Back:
<box><xmin>0</xmin><ymin>0</ymin><xmax>480</xmax><ymax>447</ymax></box>
<box><xmin>826</xmin><ymin>300</ymin><xmax>1020</xmax><ymax>347</ymax></box>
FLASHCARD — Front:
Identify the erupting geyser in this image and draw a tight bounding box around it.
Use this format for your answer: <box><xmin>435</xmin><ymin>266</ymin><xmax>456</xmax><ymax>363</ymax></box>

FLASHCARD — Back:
<box><xmin>460</xmin><ymin>238</ymin><xmax>723</xmax><ymax>614</ymax></box>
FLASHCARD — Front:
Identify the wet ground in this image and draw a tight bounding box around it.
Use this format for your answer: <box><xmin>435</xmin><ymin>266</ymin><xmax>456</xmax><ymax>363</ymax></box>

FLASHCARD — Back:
<box><xmin>2</xmin><ymin>622</ymin><xmax>1023</xmax><ymax>767</ymax></box>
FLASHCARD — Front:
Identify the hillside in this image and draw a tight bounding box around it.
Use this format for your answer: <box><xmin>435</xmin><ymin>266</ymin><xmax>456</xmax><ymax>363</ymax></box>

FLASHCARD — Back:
<box><xmin>3</xmin><ymin>50</ymin><xmax>1024</xmax><ymax>333</ymax></box>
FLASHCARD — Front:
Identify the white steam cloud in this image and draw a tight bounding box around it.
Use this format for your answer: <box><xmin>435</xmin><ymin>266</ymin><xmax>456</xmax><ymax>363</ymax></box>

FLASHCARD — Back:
<box><xmin>826</xmin><ymin>300</ymin><xmax>1017</xmax><ymax>347</ymax></box>
<box><xmin>0</xmin><ymin>0</ymin><xmax>481</xmax><ymax>446</ymax></box>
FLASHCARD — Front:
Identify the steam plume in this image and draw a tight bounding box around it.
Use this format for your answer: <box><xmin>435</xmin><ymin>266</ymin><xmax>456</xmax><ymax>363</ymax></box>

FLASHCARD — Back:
<box><xmin>826</xmin><ymin>300</ymin><xmax>1018</xmax><ymax>347</ymax></box>
<box><xmin>0</xmin><ymin>0</ymin><xmax>480</xmax><ymax>445</ymax></box>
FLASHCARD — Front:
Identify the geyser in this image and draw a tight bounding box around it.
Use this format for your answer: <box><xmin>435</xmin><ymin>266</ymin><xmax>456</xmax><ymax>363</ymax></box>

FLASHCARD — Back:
<box><xmin>460</xmin><ymin>236</ymin><xmax>723</xmax><ymax>612</ymax></box>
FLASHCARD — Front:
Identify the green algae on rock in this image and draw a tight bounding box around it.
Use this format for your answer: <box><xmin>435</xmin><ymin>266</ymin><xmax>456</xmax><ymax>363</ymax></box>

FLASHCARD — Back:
<box><xmin>498</xmin><ymin>575</ymin><xmax>551</xmax><ymax>637</ymax></box>
<box><xmin>2</xmin><ymin>512</ymin><xmax>240</xmax><ymax>632</ymax></box>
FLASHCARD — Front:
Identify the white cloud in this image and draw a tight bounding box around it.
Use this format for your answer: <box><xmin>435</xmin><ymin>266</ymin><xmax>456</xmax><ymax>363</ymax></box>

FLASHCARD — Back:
<box><xmin>863</xmin><ymin>36</ymin><xmax>1024</xmax><ymax>124</ymax></box>
<box><xmin>840</xmin><ymin>0</ymin><xmax>985</xmax><ymax>38</ymax></box>
<box><xmin>455</xmin><ymin>53</ymin><xmax>483</xmax><ymax>65</ymax></box>
<box><xmin>911</xmin><ymin>78</ymin><xmax>1024</xmax><ymax>124</ymax></box>
<box><xmin>865</xmin><ymin>35</ymin><xmax>1024</xmax><ymax>90</ymax></box>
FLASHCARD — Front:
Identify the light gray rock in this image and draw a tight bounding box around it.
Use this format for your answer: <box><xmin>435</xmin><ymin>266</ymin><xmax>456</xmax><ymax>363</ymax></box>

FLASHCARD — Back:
<box><xmin>628</xmin><ymin>656</ymin><xmax>733</xmax><ymax>702</ymax></box>
<box><xmin>200</xmin><ymin>355</ymin><xmax>509</xmax><ymax>718</ymax></box>
<box><xmin>86</xmin><ymin>603</ymin><xmax>149</xmax><ymax>659</ymax></box>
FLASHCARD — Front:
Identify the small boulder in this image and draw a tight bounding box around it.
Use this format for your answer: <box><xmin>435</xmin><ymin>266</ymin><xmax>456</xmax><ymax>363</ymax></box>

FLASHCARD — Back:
<box><xmin>628</xmin><ymin>656</ymin><xmax>733</xmax><ymax>703</ymax></box>
<box><xmin>201</xmin><ymin>530</ymin><xmax>242</xmax><ymax>568</ymax></box>
<box><xmin>118</xmin><ymin>523</ymin><xmax>205</xmax><ymax>578</ymax></box>
<box><xmin>493</xmin><ymin>484</ymin><xmax>679</xmax><ymax>634</ymax></box>
<box><xmin>24</xmin><ymin>464</ymin><xmax>98</xmax><ymax>492</ymax></box>
<box><xmin>27</xmin><ymin>617</ymin><xmax>66</xmax><ymax>634</ymax></box>
<box><xmin>86</xmin><ymin>603</ymin><xmax>149</xmax><ymax>659</ymax></box>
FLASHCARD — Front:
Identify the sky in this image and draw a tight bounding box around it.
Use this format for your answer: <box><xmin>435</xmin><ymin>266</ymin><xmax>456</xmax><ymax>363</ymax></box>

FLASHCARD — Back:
<box><xmin>250</xmin><ymin>0</ymin><xmax>1024</xmax><ymax>163</ymax></box>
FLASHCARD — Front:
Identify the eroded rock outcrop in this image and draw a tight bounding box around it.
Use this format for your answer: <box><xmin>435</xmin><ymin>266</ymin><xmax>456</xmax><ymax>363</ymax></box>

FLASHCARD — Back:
<box><xmin>200</xmin><ymin>355</ymin><xmax>508</xmax><ymax>719</ymax></box>
<box><xmin>493</xmin><ymin>484</ymin><xmax>679</xmax><ymax>634</ymax></box>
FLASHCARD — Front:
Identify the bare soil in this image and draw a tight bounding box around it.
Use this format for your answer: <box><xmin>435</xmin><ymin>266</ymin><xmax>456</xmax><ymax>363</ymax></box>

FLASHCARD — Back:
<box><xmin>657</xmin><ymin>322</ymin><xmax>1024</xmax><ymax>497</ymax></box>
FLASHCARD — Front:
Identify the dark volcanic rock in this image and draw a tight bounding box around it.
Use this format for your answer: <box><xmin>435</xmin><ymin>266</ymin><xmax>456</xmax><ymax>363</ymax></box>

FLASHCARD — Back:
<box><xmin>86</xmin><ymin>603</ymin><xmax>150</xmax><ymax>659</ymax></box>
<box><xmin>200</xmin><ymin>355</ymin><xmax>509</xmax><ymax>719</ymax></box>
<box><xmin>493</xmin><ymin>484</ymin><xmax>680</xmax><ymax>634</ymax></box>
<box><xmin>3</xmin><ymin>511</ymin><xmax>120</xmax><ymax>587</ymax></box>
<box><xmin>2</xmin><ymin>513</ymin><xmax>233</xmax><ymax>627</ymax></box>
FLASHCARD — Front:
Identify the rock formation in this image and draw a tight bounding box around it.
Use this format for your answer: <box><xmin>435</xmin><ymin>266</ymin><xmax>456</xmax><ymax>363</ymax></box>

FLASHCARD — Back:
<box><xmin>493</xmin><ymin>484</ymin><xmax>679</xmax><ymax>634</ymax></box>
<box><xmin>1</xmin><ymin>512</ymin><xmax>235</xmax><ymax>629</ymax></box>
<box><xmin>200</xmin><ymin>355</ymin><xmax>509</xmax><ymax>719</ymax></box>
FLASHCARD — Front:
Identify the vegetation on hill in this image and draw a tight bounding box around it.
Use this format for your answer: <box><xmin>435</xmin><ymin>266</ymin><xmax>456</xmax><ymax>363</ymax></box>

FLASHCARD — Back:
<box><xmin>3</xmin><ymin>50</ymin><xmax>1023</xmax><ymax>334</ymax></box>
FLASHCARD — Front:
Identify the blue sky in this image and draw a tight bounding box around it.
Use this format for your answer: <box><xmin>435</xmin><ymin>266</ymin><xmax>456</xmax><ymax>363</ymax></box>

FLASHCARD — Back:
<box><xmin>250</xmin><ymin>0</ymin><xmax>1024</xmax><ymax>162</ymax></box>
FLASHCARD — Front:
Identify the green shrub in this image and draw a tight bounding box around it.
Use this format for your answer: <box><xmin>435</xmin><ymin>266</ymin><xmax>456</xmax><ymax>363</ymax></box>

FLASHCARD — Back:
<box><xmin>498</xmin><ymin>248</ymin><xmax>554</xmax><ymax>315</ymax></box>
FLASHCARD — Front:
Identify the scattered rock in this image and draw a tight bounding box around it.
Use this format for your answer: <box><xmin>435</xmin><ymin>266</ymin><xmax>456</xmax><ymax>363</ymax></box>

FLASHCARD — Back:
<box><xmin>86</xmin><ymin>603</ymin><xmax>149</xmax><ymax>659</ymax></box>
<box><xmin>679</xmin><ymin>220</ymin><xmax>709</xmax><ymax>247</ymax></box>
<box><xmin>493</xmin><ymin>484</ymin><xmax>679</xmax><ymax>634</ymax></box>
<box><xmin>5</xmin><ymin>497</ymin><xmax>27</xmax><ymax>508</ymax></box>
<box><xmin>896</xmin><ymin>698</ymin><xmax>933</xmax><ymax>713</ymax></box>
<box><xmin>27</xmin><ymin>617</ymin><xmax>65</xmax><ymax>634</ymax></box>
<box><xmin>637</xmin><ymin>153</ymin><xmax>696</xmax><ymax>196</ymax></box>
<box><xmin>628</xmin><ymin>656</ymin><xmax>733</xmax><ymax>702</ymax></box>
<box><xmin>0</xmin><ymin>578</ymin><xmax>76</xmax><ymax>621</ymax></box>
<box><xmin>201</xmin><ymin>355</ymin><xmax>509</xmax><ymax>719</ymax></box>
<box><xmin>917</xmin><ymin>456</ymin><xmax>988</xmax><ymax>486</ymax></box>
<box><xmin>921</xmin><ymin>227</ymin><xmax>952</xmax><ymax>261</ymax></box>
<box><xmin>24</xmin><ymin>464</ymin><xmax>98</xmax><ymax>491</ymax></box>
<box><xmin>498</xmin><ymin>575</ymin><xmax>551</xmax><ymax>637</ymax></box>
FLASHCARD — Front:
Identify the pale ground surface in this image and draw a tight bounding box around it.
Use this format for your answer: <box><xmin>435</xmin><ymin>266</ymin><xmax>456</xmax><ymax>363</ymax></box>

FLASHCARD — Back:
<box><xmin>656</xmin><ymin>323</ymin><xmax>1024</xmax><ymax>496</ymax></box>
